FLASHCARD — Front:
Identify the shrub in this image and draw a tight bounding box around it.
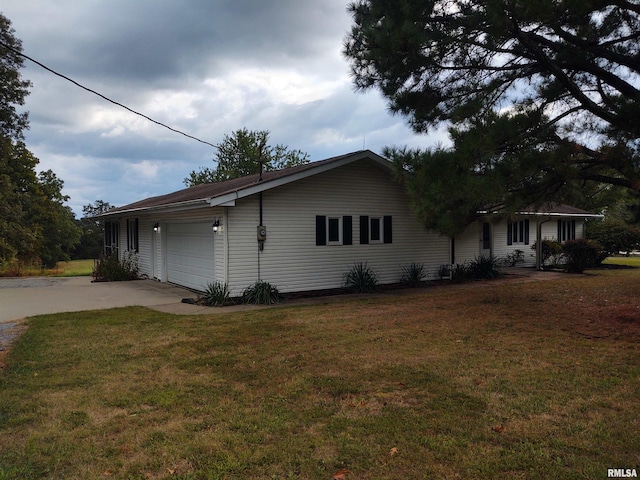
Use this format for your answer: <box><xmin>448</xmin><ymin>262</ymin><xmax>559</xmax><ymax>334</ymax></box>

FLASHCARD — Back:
<box><xmin>503</xmin><ymin>249</ymin><xmax>524</xmax><ymax>267</ymax></box>
<box><xmin>562</xmin><ymin>239</ymin><xmax>603</xmax><ymax>273</ymax></box>
<box><xmin>241</xmin><ymin>281</ymin><xmax>279</xmax><ymax>305</ymax></box>
<box><xmin>451</xmin><ymin>256</ymin><xmax>503</xmax><ymax>282</ymax></box>
<box><xmin>343</xmin><ymin>262</ymin><xmax>379</xmax><ymax>292</ymax></box>
<box><xmin>531</xmin><ymin>240</ymin><xmax>563</xmax><ymax>266</ymax></box>
<box><xmin>438</xmin><ymin>264</ymin><xmax>451</xmax><ymax>280</ymax></box>
<box><xmin>451</xmin><ymin>262</ymin><xmax>471</xmax><ymax>282</ymax></box>
<box><xmin>201</xmin><ymin>281</ymin><xmax>230</xmax><ymax>306</ymax></box>
<box><xmin>93</xmin><ymin>251</ymin><xmax>140</xmax><ymax>281</ymax></box>
<box><xmin>400</xmin><ymin>262</ymin><xmax>427</xmax><ymax>287</ymax></box>
<box><xmin>468</xmin><ymin>255</ymin><xmax>504</xmax><ymax>279</ymax></box>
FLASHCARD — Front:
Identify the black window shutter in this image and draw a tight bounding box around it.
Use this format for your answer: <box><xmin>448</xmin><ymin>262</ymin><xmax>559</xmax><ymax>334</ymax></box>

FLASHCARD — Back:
<box><xmin>557</xmin><ymin>219</ymin><xmax>562</xmax><ymax>242</ymax></box>
<box><xmin>316</xmin><ymin>216</ymin><xmax>326</xmax><ymax>246</ymax></box>
<box><xmin>507</xmin><ymin>222</ymin><xmax>513</xmax><ymax>245</ymax></box>
<box><xmin>343</xmin><ymin>216</ymin><xmax>352</xmax><ymax>245</ymax></box>
<box><xmin>134</xmin><ymin>218</ymin><xmax>139</xmax><ymax>252</ymax></box>
<box><xmin>359</xmin><ymin>216</ymin><xmax>369</xmax><ymax>244</ymax></box>
<box><xmin>127</xmin><ymin>220</ymin><xmax>133</xmax><ymax>251</ymax></box>
<box><xmin>383</xmin><ymin>216</ymin><xmax>392</xmax><ymax>244</ymax></box>
<box><xmin>524</xmin><ymin>219</ymin><xmax>530</xmax><ymax>245</ymax></box>
<box><xmin>105</xmin><ymin>221</ymin><xmax>111</xmax><ymax>247</ymax></box>
<box><xmin>571</xmin><ymin>219</ymin><xmax>576</xmax><ymax>240</ymax></box>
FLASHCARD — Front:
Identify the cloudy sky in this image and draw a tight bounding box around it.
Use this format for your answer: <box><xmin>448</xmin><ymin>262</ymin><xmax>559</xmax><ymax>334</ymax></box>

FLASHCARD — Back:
<box><xmin>2</xmin><ymin>1</ymin><xmax>447</xmax><ymax>216</ymax></box>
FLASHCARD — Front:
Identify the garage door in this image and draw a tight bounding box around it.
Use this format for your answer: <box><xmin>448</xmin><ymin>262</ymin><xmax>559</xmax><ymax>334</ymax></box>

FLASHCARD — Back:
<box><xmin>166</xmin><ymin>223</ymin><xmax>215</xmax><ymax>291</ymax></box>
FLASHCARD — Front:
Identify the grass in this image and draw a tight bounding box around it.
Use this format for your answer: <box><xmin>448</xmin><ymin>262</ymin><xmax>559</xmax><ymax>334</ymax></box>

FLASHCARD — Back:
<box><xmin>0</xmin><ymin>259</ymin><xmax>94</xmax><ymax>277</ymax></box>
<box><xmin>0</xmin><ymin>266</ymin><xmax>639</xmax><ymax>479</ymax></box>
<box><xmin>603</xmin><ymin>255</ymin><xmax>640</xmax><ymax>268</ymax></box>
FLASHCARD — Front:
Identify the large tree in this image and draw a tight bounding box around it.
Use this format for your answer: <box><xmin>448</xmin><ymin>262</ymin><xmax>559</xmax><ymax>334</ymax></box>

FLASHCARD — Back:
<box><xmin>344</xmin><ymin>0</ymin><xmax>640</xmax><ymax>233</ymax></box>
<box><xmin>0</xmin><ymin>13</ymin><xmax>31</xmax><ymax>141</ymax></box>
<box><xmin>185</xmin><ymin>128</ymin><xmax>309</xmax><ymax>186</ymax></box>
<box><xmin>0</xmin><ymin>14</ymin><xmax>80</xmax><ymax>269</ymax></box>
<box><xmin>0</xmin><ymin>139</ymin><xmax>81</xmax><ymax>268</ymax></box>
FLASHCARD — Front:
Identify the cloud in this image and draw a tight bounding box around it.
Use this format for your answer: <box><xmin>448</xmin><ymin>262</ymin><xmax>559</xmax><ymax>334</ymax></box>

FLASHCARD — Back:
<box><xmin>1</xmin><ymin>0</ymin><xmax>443</xmax><ymax>216</ymax></box>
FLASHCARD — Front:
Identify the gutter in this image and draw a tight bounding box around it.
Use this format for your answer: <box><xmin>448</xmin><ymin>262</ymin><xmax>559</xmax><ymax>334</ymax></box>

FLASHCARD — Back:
<box><xmin>477</xmin><ymin>210</ymin><xmax>603</xmax><ymax>219</ymax></box>
<box><xmin>99</xmin><ymin>198</ymin><xmax>212</xmax><ymax>217</ymax></box>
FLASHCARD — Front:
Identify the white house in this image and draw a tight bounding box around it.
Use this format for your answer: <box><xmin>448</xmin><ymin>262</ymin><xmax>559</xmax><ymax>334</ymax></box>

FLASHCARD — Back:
<box><xmin>454</xmin><ymin>204</ymin><xmax>603</xmax><ymax>268</ymax></box>
<box><xmin>100</xmin><ymin>150</ymin><xmax>452</xmax><ymax>295</ymax></box>
<box><xmin>101</xmin><ymin>150</ymin><xmax>602</xmax><ymax>294</ymax></box>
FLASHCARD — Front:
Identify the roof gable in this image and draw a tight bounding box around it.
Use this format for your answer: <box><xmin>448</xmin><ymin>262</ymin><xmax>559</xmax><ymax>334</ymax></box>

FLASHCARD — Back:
<box><xmin>104</xmin><ymin>150</ymin><xmax>391</xmax><ymax>215</ymax></box>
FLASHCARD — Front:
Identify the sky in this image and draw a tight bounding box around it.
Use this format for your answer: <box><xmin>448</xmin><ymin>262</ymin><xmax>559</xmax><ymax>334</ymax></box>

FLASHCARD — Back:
<box><xmin>2</xmin><ymin>1</ymin><xmax>448</xmax><ymax>216</ymax></box>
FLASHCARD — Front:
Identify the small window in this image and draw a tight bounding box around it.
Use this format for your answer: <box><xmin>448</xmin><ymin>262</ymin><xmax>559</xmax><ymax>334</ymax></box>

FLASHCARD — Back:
<box><xmin>104</xmin><ymin>221</ymin><xmax>119</xmax><ymax>256</ymax></box>
<box><xmin>370</xmin><ymin>217</ymin><xmax>382</xmax><ymax>243</ymax></box>
<box><xmin>315</xmin><ymin>216</ymin><xmax>352</xmax><ymax>246</ymax></box>
<box><xmin>328</xmin><ymin>217</ymin><xmax>341</xmax><ymax>244</ymax></box>
<box><xmin>507</xmin><ymin>220</ymin><xmax>529</xmax><ymax>245</ymax></box>
<box><xmin>126</xmin><ymin>218</ymin><xmax>139</xmax><ymax>253</ymax></box>
<box><xmin>360</xmin><ymin>215</ymin><xmax>393</xmax><ymax>244</ymax></box>
<box><xmin>558</xmin><ymin>219</ymin><xmax>576</xmax><ymax>242</ymax></box>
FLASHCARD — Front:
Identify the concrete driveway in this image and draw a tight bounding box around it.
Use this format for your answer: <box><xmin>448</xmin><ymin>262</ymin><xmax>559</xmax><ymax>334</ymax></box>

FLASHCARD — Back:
<box><xmin>0</xmin><ymin>277</ymin><xmax>208</xmax><ymax>323</ymax></box>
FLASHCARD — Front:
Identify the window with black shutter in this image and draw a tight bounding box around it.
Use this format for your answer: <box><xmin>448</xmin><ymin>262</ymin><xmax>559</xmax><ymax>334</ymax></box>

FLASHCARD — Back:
<box><xmin>316</xmin><ymin>216</ymin><xmax>353</xmax><ymax>246</ymax></box>
<box><xmin>507</xmin><ymin>220</ymin><xmax>529</xmax><ymax>245</ymax></box>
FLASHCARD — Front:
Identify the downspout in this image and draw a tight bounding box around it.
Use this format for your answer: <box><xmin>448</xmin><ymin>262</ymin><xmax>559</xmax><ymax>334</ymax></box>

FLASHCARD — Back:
<box><xmin>258</xmin><ymin>191</ymin><xmax>262</xmax><ymax>281</ymax></box>
<box><xmin>536</xmin><ymin>217</ymin><xmax>552</xmax><ymax>270</ymax></box>
<box><xmin>257</xmin><ymin>154</ymin><xmax>265</xmax><ymax>280</ymax></box>
<box><xmin>224</xmin><ymin>207</ymin><xmax>229</xmax><ymax>286</ymax></box>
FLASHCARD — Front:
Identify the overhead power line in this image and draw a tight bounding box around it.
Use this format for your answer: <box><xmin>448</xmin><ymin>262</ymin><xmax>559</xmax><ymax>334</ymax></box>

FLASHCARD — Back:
<box><xmin>0</xmin><ymin>40</ymin><xmax>219</xmax><ymax>149</ymax></box>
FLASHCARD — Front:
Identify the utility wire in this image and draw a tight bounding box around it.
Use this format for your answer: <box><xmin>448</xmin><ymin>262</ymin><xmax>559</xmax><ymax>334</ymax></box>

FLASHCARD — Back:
<box><xmin>0</xmin><ymin>40</ymin><xmax>219</xmax><ymax>149</ymax></box>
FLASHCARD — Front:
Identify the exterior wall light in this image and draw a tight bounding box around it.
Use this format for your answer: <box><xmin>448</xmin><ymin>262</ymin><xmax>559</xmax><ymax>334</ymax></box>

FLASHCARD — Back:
<box><xmin>212</xmin><ymin>220</ymin><xmax>220</xmax><ymax>233</ymax></box>
<box><xmin>153</xmin><ymin>222</ymin><xmax>159</xmax><ymax>232</ymax></box>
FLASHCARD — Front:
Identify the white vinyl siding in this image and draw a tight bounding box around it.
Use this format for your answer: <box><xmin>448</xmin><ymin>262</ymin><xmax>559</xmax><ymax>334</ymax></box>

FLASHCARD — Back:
<box><xmin>454</xmin><ymin>222</ymin><xmax>480</xmax><ymax>264</ymax></box>
<box><xmin>225</xmin><ymin>161</ymin><xmax>450</xmax><ymax>296</ymax></box>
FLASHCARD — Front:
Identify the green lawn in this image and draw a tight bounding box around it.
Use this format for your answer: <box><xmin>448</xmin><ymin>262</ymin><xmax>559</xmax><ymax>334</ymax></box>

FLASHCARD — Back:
<box><xmin>0</xmin><ymin>267</ymin><xmax>639</xmax><ymax>479</ymax></box>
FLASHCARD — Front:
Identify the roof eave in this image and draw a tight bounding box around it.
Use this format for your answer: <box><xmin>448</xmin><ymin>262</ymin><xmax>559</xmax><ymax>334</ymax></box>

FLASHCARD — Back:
<box><xmin>477</xmin><ymin>210</ymin><xmax>603</xmax><ymax>218</ymax></box>
<box><xmin>100</xmin><ymin>198</ymin><xmax>212</xmax><ymax>217</ymax></box>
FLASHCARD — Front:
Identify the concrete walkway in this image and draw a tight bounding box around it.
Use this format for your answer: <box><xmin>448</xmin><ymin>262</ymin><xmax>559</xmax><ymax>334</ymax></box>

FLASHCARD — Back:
<box><xmin>0</xmin><ymin>276</ymin><xmax>206</xmax><ymax>323</ymax></box>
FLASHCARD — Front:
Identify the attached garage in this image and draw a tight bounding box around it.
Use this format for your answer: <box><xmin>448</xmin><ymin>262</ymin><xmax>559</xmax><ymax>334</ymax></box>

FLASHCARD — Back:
<box><xmin>165</xmin><ymin>223</ymin><xmax>215</xmax><ymax>291</ymax></box>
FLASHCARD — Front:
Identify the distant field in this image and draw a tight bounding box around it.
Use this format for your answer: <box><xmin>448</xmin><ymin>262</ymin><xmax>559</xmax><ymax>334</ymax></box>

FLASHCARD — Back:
<box><xmin>0</xmin><ymin>259</ymin><xmax>94</xmax><ymax>277</ymax></box>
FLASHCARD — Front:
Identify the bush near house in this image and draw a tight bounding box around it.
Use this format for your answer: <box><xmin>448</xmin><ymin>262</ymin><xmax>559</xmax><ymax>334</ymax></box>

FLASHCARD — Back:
<box><xmin>562</xmin><ymin>239</ymin><xmax>603</xmax><ymax>273</ymax></box>
<box><xmin>343</xmin><ymin>262</ymin><xmax>379</xmax><ymax>292</ymax></box>
<box><xmin>400</xmin><ymin>262</ymin><xmax>427</xmax><ymax>287</ymax></box>
<box><xmin>241</xmin><ymin>281</ymin><xmax>280</xmax><ymax>305</ymax></box>
<box><xmin>201</xmin><ymin>281</ymin><xmax>231</xmax><ymax>307</ymax></box>
<box><xmin>92</xmin><ymin>252</ymin><xmax>140</xmax><ymax>282</ymax></box>
<box><xmin>531</xmin><ymin>240</ymin><xmax>563</xmax><ymax>267</ymax></box>
<box><xmin>452</xmin><ymin>255</ymin><xmax>503</xmax><ymax>282</ymax></box>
